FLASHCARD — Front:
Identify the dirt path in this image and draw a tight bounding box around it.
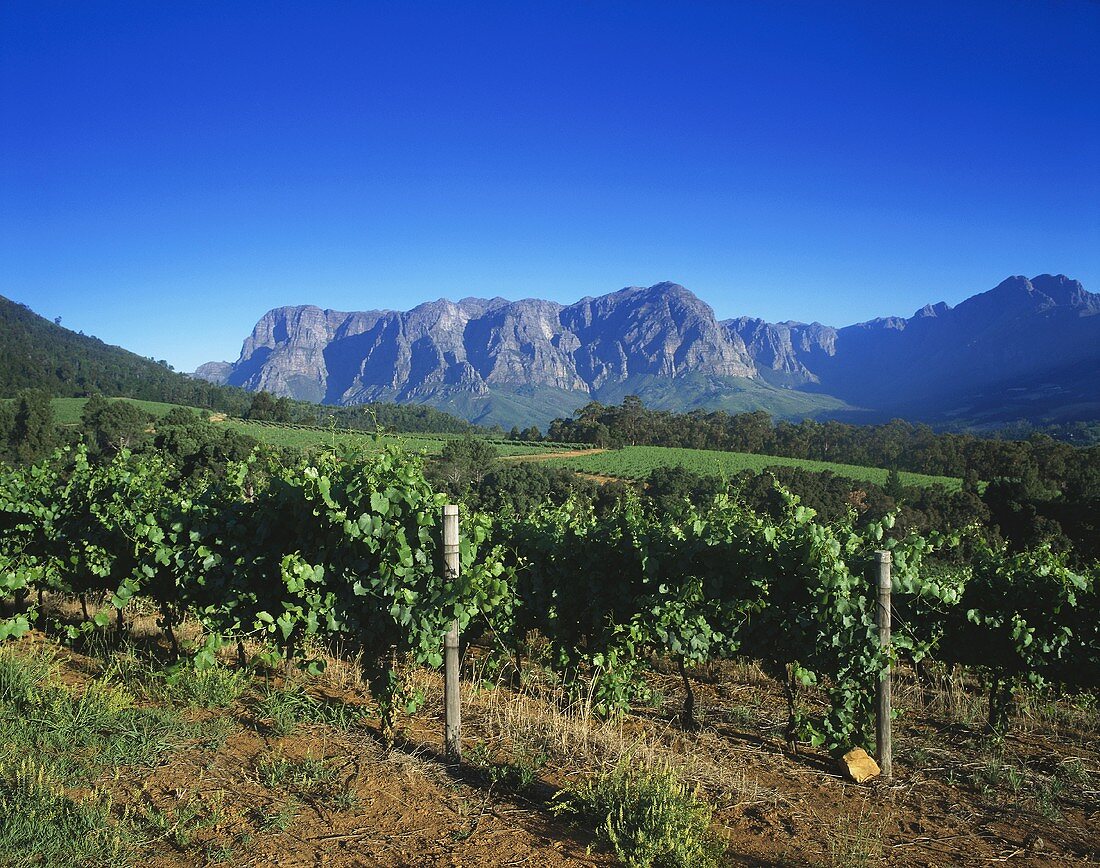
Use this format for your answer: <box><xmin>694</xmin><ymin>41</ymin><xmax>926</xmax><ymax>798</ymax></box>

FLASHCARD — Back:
<box><xmin>499</xmin><ymin>448</ymin><xmax>627</xmax><ymax>485</ymax></box>
<box><xmin>498</xmin><ymin>448</ymin><xmax>607</xmax><ymax>463</ymax></box>
<box><xmin>7</xmin><ymin>630</ymin><xmax>1099</xmax><ymax>868</ymax></box>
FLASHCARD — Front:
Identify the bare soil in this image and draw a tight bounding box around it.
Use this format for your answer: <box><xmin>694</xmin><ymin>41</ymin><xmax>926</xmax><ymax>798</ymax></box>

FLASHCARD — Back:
<box><xmin>499</xmin><ymin>449</ymin><xmax>608</xmax><ymax>463</ymax></box>
<box><xmin>7</xmin><ymin>630</ymin><xmax>1099</xmax><ymax>868</ymax></box>
<box><xmin>498</xmin><ymin>449</ymin><xmax>624</xmax><ymax>485</ymax></box>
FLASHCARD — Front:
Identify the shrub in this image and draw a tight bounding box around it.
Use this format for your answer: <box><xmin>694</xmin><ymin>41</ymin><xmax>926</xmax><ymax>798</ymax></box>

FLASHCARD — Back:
<box><xmin>551</xmin><ymin>761</ymin><xmax>724</xmax><ymax>868</ymax></box>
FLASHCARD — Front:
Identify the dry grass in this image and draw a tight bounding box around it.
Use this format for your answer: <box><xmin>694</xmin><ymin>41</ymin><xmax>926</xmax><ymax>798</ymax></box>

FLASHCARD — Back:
<box><xmin>3</xmin><ymin>612</ymin><xmax>1099</xmax><ymax>867</ymax></box>
<box><xmin>422</xmin><ymin>653</ymin><xmax>783</xmax><ymax>813</ymax></box>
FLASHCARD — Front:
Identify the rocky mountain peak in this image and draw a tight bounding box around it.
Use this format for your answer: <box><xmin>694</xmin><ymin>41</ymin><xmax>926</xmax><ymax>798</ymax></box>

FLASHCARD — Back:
<box><xmin>196</xmin><ymin>275</ymin><xmax>1100</xmax><ymax>428</ymax></box>
<box><xmin>952</xmin><ymin>273</ymin><xmax>1098</xmax><ymax>322</ymax></box>
<box><xmin>914</xmin><ymin>301</ymin><xmax>951</xmax><ymax>318</ymax></box>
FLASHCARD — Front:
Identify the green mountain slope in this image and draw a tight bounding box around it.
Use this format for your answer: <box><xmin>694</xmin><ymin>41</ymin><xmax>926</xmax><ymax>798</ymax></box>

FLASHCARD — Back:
<box><xmin>0</xmin><ymin>295</ymin><xmax>253</xmax><ymax>412</ymax></box>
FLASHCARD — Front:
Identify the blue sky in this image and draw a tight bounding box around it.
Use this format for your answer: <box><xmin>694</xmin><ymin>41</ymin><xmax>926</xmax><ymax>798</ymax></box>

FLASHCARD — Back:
<box><xmin>2</xmin><ymin>0</ymin><xmax>1098</xmax><ymax>372</ymax></box>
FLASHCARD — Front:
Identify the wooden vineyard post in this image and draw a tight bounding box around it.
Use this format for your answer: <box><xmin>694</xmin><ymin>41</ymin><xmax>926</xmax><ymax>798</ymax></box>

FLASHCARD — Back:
<box><xmin>874</xmin><ymin>550</ymin><xmax>892</xmax><ymax>780</ymax></box>
<box><xmin>443</xmin><ymin>504</ymin><xmax>462</xmax><ymax>761</ymax></box>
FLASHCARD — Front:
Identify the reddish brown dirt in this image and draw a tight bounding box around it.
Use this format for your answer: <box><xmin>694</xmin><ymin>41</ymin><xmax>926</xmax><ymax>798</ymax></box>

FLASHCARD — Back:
<box><xmin>7</xmin><ymin>631</ymin><xmax>1099</xmax><ymax>867</ymax></box>
<box><xmin>136</xmin><ymin>724</ymin><xmax>612</xmax><ymax>868</ymax></box>
<box><xmin>498</xmin><ymin>449</ymin><xmax>608</xmax><ymax>463</ymax></box>
<box><xmin>498</xmin><ymin>449</ymin><xmax>625</xmax><ymax>485</ymax></box>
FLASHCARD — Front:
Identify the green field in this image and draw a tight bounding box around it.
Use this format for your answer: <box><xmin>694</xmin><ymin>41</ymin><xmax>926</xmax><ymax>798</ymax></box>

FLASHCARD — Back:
<box><xmin>545</xmin><ymin>445</ymin><xmax>964</xmax><ymax>491</ymax></box>
<box><xmin>23</xmin><ymin>398</ymin><xmax>962</xmax><ymax>485</ymax></box>
<box><xmin>28</xmin><ymin>397</ymin><xmax>576</xmax><ymax>457</ymax></box>
<box><xmin>216</xmin><ymin>420</ymin><xmax>580</xmax><ymax>456</ymax></box>
<box><xmin>217</xmin><ymin>419</ymin><xmax>444</xmax><ymax>453</ymax></box>
<box><xmin>45</xmin><ymin>396</ymin><xmax>206</xmax><ymax>424</ymax></box>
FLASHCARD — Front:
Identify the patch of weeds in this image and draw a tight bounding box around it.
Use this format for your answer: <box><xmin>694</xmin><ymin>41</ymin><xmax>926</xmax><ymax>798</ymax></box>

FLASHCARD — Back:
<box><xmin>66</xmin><ymin>627</ymin><xmax>120</xmax><ymax>664</ymax></box>
<box><xmin>726</xmin><ymin>704</ymin><xmax>755</xmax><ymax>726</ymax></box>
<box><xmin>138</xmin><ymin>790</ymin><xmax>226</xmax><ymax>849</ymax></box>
<box><xmin>1023</xmin><ymin>688</ymin><xmax>1098</xmax><ymax>731</ymax></box>
<box><xmin>1054</xmin><ymin>757</ymin><xmax>1089</xmax><ymax>787</ymax></box>
<box><xmin>100</xmin><ymin>651</ymin><xmax>160</xmax><ymax>694</ymax></box>
<box><xmin>255</xmin><ymin>683</ymin><xmax>362</xmax><ymax>735</ymax></box>
<box><xmin>972</xmin><ymin>756</ymin><xmax>1025</xmax><ymax>799</ymax></box>
<box><xmin>258</xmin><ymin>753</ymin><xmax>342</xmax><ymax>800</ymax></box>
<box><xmin>0</xmin><ymin>648</ymin><xmax>54</xmax><ymax>704</ymax></box>
<box><xmin>254</xmin><ymin>799</ymin><xmax>299</xmax><ymax>832</ymax></box>
<box><xmin>1031</xmin><ymin>777</ymin><xmax>1064</xmax><ymax>820</ymax></box>
<box><xmin>0</xmin><ymin>657</ymin><xmax>194</xmax><ymax>783</ymax></box>
<box><xmin>196</xmin><ymin>716</ymin><xmax>241</xmax><ymax>753</ymax></box>
<box><xmin>0</xmin><ymin>756</ymin><xmax>133</xmax><ymax>867</ymax></box>
<box><xmin>329</xmin><ymin>789</ymin><xmax>360</xmax><ymax>811</ymax></box>
<box><xmin>161</xmin><ymin>665</ymin><xmax>250</xmax><ymax>709</ymax></box>
<box><xmin>552</xmin><ymin>760</ymin><xmax>725</xmax><ymax>868</ymax></box>
<box><xmin>645</xmin><ymin>689</ymin><xmax>668</xmax><ymax>711</ymax></box>
<box><xmin>104</xmin><ymin>654</ymin><xmax>250</xmax><ymax>710</ymax></box>
<box><xmin>43</xmin><ymin>682</ymin><xmax>194</xmax><ymax>770</ymax></box>
<box><xmin>903</xmin><ymin>746</ymin><xmax>933</xmax><ymax>769</ymax></box>
<box><xmin>468</xmin><ymin>740</ymin><xmax>548</xmax><ymax>793</ymax></box>
<box><xmin>823</xmin><ymin>804</ymin><xmax>887</xmax><ymax>868</ymax></box>
<box><xmin>205</xmin><ymin>842</ymin><xmax>237</xmax><ymax>863</ymax></box>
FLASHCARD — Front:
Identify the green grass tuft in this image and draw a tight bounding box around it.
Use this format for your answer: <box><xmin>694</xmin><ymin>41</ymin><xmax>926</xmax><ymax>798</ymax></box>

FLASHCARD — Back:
<box><xmin>552</xmin><ymin>761</ymin><xmax>725</xmax><ymax>868</ymax></box>
<box><xmin>0</xmin><ymin>757</ymin><xmax>132</xmax><ymax>867</ymax></box>
<box><xmin>0</xmin><ymin>648</ymin><xmax>194</xmax><ymax>783</ymax></box>
<box><xmin>255</xmin><ymin>683</ymin><xmax>363</xmax><ymax>735</ymax></box>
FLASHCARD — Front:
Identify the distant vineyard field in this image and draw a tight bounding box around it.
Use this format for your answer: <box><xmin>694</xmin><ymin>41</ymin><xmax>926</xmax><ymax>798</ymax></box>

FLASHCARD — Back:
<box><xmin>48</xmin><ymin>396</ymin><xmax>206</xmax><ymax>424</ymax></box>
<box><xmin>216</xmin><ymin>419</ymin><xmax>444</xmax><ymax>453</ymax></box>
<box><xmin>218</xmin><ymin>419</ymin><xmax>583</xmax><ymax>457</ymax></box>
<box><xmin>36</xmin><ymin>397</ymin><xmax>583</xmax><ymax>457</ymax></box>
<box><xmin>544</xmin><ymin>444</ymin><xmax>964</xmax><ymax>491</ymax></box>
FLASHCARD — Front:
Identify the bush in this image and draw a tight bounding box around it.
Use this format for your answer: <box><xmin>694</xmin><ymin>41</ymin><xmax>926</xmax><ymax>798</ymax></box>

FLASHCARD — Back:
<box><xmin>255</xmin><ymin>683</ymin><xmax>361</xmax><ymax>735</ymax></box>
<box><xmin>551</xmin><ymin>761</ymin><xmax>724</xmax><ymax>868</ymax></box>
<box><xmin>162</xmin><ymin>665</ymin><xmax>249</xmax><ymax>709</ymax></box>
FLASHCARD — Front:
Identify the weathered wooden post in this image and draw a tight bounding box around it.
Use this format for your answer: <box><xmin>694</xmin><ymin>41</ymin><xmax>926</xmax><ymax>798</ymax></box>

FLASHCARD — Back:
<box><xmin>874</xmin><ymin>550</ymin><xmax>892</xmax><ymax>780</ymax></box>
<box><xmin>443</xmin><ymin>504</ymin><xmax>461</xmax><ymax>761</ymax></box>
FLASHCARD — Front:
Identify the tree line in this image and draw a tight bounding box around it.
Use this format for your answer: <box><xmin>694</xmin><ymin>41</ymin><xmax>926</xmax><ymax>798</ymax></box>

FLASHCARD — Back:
<box><xmin>543</xmin><ymin>397</ymin><xmax>1099</xmax><ymax>489</ymax></box>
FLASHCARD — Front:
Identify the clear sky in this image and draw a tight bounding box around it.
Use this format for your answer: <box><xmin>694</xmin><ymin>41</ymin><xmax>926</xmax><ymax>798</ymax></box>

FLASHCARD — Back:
<box><xmin>2</xmin><ymin>0</ymin><xmax>1098</xmax><ymax>372</ymax></box>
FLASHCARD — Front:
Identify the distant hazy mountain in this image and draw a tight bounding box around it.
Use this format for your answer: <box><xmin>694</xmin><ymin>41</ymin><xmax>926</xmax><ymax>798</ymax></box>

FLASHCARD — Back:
<box><xmin>195</xmin><ymin>275</ymin><xmax>1100</xmax><ymax>429</ymax></box>
<box><xmin>725</xmin><ymin>274</ymin><xmax>1100</xmax><ymax>425</ymax></box>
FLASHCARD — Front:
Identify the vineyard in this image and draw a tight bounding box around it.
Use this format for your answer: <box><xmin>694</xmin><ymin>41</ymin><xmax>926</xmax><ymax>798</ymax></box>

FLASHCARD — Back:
<box><xmin>46</xmin><ymin>397</ymin><xmax>206</xmax><ymax>425</ymax></box>
<box><xmin>0</xmin><ymin>442</ymin><xmax>1097</xmax><ymax>866</ymax></box>
<box><xmin>218</xmin><ymin>419</ymin><xmax>594</xmax><ymax>457</ymax></box>
<box><xmin>544</xmin><ymin>445</ymin><xmax>966</xmax><ymax>491</ymax></box>
<box><xmin>39</xmin><ymin>396</ymin><xmax>594</xmax><ymax>457</ymax></box>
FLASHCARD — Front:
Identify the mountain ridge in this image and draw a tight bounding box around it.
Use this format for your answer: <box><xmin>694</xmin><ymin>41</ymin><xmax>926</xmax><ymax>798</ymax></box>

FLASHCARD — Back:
<box><xmin>195</xmin><ymin>275</ymin><xmax>1100</xmax><ymax>429</ymax></box>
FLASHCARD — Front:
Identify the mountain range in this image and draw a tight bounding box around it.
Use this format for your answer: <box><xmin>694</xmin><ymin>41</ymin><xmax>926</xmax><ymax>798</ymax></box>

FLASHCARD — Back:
<box><xmin>194</xmin><ymin>275</ymin><xmax>1100</xmax><ymax>429</ymax></box>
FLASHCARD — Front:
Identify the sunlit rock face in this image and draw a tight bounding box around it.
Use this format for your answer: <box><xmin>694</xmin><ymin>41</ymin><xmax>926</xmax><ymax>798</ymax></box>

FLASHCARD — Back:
<box><xmin>196</xmin><ymin>275</ymin><xmax>1100</xmax><ymax>427</ymax></box>
<box><xmin>209</xmin><ymin>282</ymin><xmax>756</xmax><ymax>404</ymax></box>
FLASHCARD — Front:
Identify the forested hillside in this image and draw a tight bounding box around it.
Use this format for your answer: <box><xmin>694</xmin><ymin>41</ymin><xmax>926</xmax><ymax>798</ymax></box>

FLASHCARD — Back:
<box><xmin>0</xmin><ymin>296</ymin><xmax>481</xmax><ymax>437</ymax></box>
<box><xmin>0</xmin><ymin>295</ymin><xmax>253</xmax><ymax>413</ymax></box>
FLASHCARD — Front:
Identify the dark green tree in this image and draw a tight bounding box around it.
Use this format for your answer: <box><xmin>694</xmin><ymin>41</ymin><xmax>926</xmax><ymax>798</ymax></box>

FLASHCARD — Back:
<box><xmin>0</xmin><ymin>401</ymin><xmax>14</xmax><ymax>462</ymax></box>
<box><xmin>272</xmin><ymin>397</ymin><xmax>294</xmax><ymax>423</ymax></box>
<box><xmin>427</xmin><ymin>436</ymin><xmax>500</xmax><ymax>503</ymax></box>
<box><xmin>81</xmin><ymin>397</ymin><xmax>152</xmax><ymax>458</ymax></box>
<box><xmin>10</xmin><ymin>390</ymin><xmax>57</xmax><ymax>464</ymax></box>
<box><xmin>246</xmin><ymin>391</ymin><xmax>276</xmax><ymax>421</ymax></box>
<box><xmin>645</xmin><ymin>466</ymin><xmax>724</xmax><ymax>519</ymax></box>
<box><xmin>884</xmin><ymin>467</ymin><xmax>905</xmax><ymax>502</ymax></box>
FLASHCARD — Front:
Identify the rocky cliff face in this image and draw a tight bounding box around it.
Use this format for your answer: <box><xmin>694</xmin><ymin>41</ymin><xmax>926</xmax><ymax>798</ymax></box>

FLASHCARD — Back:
<box><xmin>195</xmin><ymin>275</ymin><xmax>1100</xmax><ymax>428</ymax></box>
<box><xmin>724</xmin><ymin>317</ymin><xmax>833</xmax><ymax>386</ymax></box>
<box><xmin>200</xmin><ymin>283</ymin><xmax>761</xmax><ymax>412</ymax></box>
